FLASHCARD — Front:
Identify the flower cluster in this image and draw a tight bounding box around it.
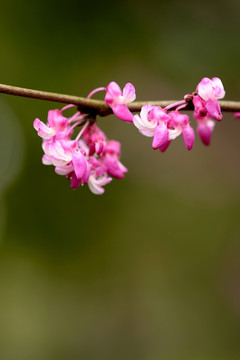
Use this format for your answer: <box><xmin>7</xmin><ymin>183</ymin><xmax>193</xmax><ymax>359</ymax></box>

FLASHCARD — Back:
<box><xmin>33</xmin><ymin>76</ymin><xmax>225</xmax><ymax>194</ymax></box>
<box><xmin>33</xmin><ymin>106</ymin><xmax>127</xmax><ymax>194</ymax></box>
<box><xmin>192</xmin><ymin>77</ymin><xmax>225</xmax><ymax>145</ymax></box>
<box><xmin>133</xmin><ymin>105</ymin><xmax>194</xmax><ymax>151</ymax></box>
<box><xmin>104</xmin><ymin>77</ymin><xmax>225</xmax><ymax>150</ymax></box>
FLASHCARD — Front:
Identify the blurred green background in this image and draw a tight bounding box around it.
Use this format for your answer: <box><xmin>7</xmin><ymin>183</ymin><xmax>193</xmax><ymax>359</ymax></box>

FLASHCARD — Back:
<box><xmin>0</xmin><ymin>0</ymin><xmax>240</xmax><ymax>359</ymax></box>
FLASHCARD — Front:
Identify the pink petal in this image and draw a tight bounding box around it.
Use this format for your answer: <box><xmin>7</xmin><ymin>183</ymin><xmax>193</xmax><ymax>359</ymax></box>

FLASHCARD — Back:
<box><xmin>181</xmin><ymin>124</ymin><xmax>195</xmax><ymax>150</ymax></box>
<box><xmin>82</xmin><ymin>161</ymin><xmax>91</xmax><ymax>184</ymax></box>
<box><xmin>122</xmin><ymin>83</ymin><xmax>136</xmax><ymax>103</ymax></box>
<box><xmin>48</xmin><ymin>110</ymin><xmax>68</xmax><ymax>129</ymax></box>
<box><xmin>193</xmin><ymin>95</ymin><xmax>208</xmax><ymax>119</ymax></box>
<box><xmin>33</xmin><ymin>118</ymin><xmax>55</xmax><ymax>139</ymax></box>
<box><xmin>197</xmin><ymin>119</ymin><xmax>215</xmax><ymax>146</ymax></box>
<box><xmin>72</xmin><ymin>151</ymin><xmax>87</xmax><ymax>179</ymax></box>
<box><xmin>95</xmin><ymin>140</ymin><xmax>104</xmax><ymax>155</ymax></box>
<box><xmin>60</xmin><ymin>139</ymin><xmax>78</xmax><ymax>152</ymax></box>
<box><xmin>159</xmin><ymin>140</ymin><xmax>171</xmax><ymax>152</ymax></box>
<box><xmin>51</xmin><ymin>156</ymin><xmax>71</xmax><ymax>167</ymax></box>
<box><xmin>55</xmin><ymin>163</ymin><xmax>74</xmax><ymax>175</ymax></box>
<box><xmin>71</xmin><ymin>172</ymin><xmax>82</xmax><ymax>189</ymax></box>
<box><xmin>42</xmin><ymin>140</ymin><xmax>72</xmax><ymax>166</ymax></box>
<box><xmin>197</xmin><ymin>77</ymin><xmax>214</xmax><ymax>101</ymax></box>
<box><xmin>133</xmin><ymin>105</ymin><xmax>157</xmax><ymax>134</ymax></box>
<box><xmin>169</xmin><ymin>111</ymin><xmax>189</xmax><ymax>127</ymax></box>
<box><xmin>150</xmin><ymin>106</ymin><xmax>169</xmax><ymax>122</ymax></box>
<box><xmin>205</xmin><ymin>99</ymin><xmax>223</xmax><ymax>121</ymax></box>
<box><xmin>211</xmin><ymin>77</ymin><xmax>225</xmax><ymax>99</ymax></box>
<box><xmin>104</xmin><ymin>82</ymin><xmax>122</xmax><ymax>106</ymax></box>
<box><xmin>104</xmin><ymin>155</ymin><xmax>128</xmax><ymax>179</ymax></box>
<box><xmin>103</xmin><ymin>140</ymin><xmax>121</xmax><ymax>156</ymax></box>
<box><xmin>88</xmin><ymin>175</ymin><xmax>112</xmax><ymax>195</ymax></box>
<box><xmin>42</xmin><ymin>154</ymin><xmax>52</xmax><ymax>165</ymax></box>
<box><xmin>110</xmin><ymin>102</ymin><xmax>133</xmax><ymax>122</ymax></box>
<box><xmin>234</xmin><ymin>112</ymin><xmax>240</xmax><ymax>119</ymax></box>
<box><xmin>152</xmin><ymin>124</ymin><xmax>169</xmax><ymax>150</ymax></box>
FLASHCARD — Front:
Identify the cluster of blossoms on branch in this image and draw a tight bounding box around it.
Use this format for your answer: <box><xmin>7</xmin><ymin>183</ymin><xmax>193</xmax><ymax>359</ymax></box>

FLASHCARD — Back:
<box><xmin>33</xmin><ymin>108</ymin><xmax>127</xmax><ymax>194</ymax></box>
<box><xmin>34</xmin><ymin>77</ymin><xmax>225</xmax><ymax>194</ymax></box>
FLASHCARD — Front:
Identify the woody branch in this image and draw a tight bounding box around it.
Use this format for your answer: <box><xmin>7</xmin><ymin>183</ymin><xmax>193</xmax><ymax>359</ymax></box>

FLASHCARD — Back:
<box><xmin>0</xmin><ymin>83</ymin><xmax>239</xmax><ymax>117</ymax></box>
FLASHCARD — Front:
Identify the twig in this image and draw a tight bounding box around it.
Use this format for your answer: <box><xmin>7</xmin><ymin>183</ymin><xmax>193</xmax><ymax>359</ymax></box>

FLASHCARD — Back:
<box><xmin>0</xmin><ymin>83</ymin><xmax>239</xmax><ymax>117</ymax></box>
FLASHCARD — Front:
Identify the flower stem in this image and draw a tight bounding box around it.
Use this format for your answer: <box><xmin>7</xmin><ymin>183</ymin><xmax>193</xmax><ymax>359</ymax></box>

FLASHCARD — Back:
<box><xmin>87</xmin><ymin>87</ymin><xmax>106</xmax><ymax>99</ymax></box>
<box><xmin>76</xmin><ymin>121</ymin><xmax>89</xmax><ymax>141</ymax></box>
<box><xmin>164</xmin><ymin>100</ymin><xmax>186</xmax><ymax>111</ymax></box>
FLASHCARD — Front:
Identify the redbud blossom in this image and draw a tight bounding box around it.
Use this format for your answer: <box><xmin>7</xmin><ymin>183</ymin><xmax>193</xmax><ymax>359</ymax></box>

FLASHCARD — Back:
<box><xmin>133</xmin><ymin>106</ymin><xmax>194</xmax><ymax>151</ymax></box>
<box><xmin>33</xmin><ymin>105</ymin><xmax>127</xmax><ymax>195</ymax></box>
<box><xmin>105</xmin><ymin>82</ymin><xmax>136</xmax><ymax>122</ymax></box>
<box><xmin>194</xmin><ymin>77</ymin><xmax>225</xmax><ymax>121</ymax></box>
<box><xmin>33</xmin><ymin>76</ymin><xmax>226</xmax><ymax>195</ymax></box>
<box><xmin>193</xmin><ymin>77</ymin><xmax>225</xmax><ymax>146</ymax></box>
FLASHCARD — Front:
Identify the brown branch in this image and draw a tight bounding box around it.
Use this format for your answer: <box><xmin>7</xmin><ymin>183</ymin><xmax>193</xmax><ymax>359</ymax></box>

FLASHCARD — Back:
<box><xmin>0</xmin><ymin>83</ymin><xmax>239</xmax><ymax>117</ymax></box>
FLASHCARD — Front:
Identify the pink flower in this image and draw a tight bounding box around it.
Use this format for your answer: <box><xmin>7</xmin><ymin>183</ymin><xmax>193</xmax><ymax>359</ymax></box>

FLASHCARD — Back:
<box><xmin>168</xmin><ymin>111</ymin><xmax>195</xmax><ymax>150</ymax></box>
<box><xmin>82</xmin><ymin>123</ymin><xmax>106</xmax><ymax>156</ymax></box>
<box><xmin>55</xmin><ymin>154</ymin><xmax>91</xmax><ymax>190</ymax></box>
<box><xmin>133</xmin><ymin>106</ymin><xmax>194</xmax><ymax>151</ymax></box>
<box><xmin>181</xmin><ymin>124</ymin><xmax>195</xmax><ymax>150</ymax></box>
<box><xmin>33</xmin><ymin>118</ymin><xmax>56</xmax><ymax>139</ymax></box>
<box><xmin>105</xmin><ymin>82</ymin><xmax>136</xmax><ymax>122</ymax></box>
<box><xmin>194</xmin><ymin>77</ymin><xmax>225</xmax><ymax>121</ymax></box>
<box><xmin>87</xmin><ymin>157</ymin><xmax>112</xmax><ymax>195</ymax></box>
<box><xmin>152</xmin><ymin>123</ymin><xmax>169</xmax><ymax>150</ymax></box>
<box><xmin>197</xmin><ymin>77</ymin><xmax>225</xmax><ymax>101</ymax></box>
<box><xmin>33</xmin><ymin>109</ymin><xmax>70</xmax><ymax>139</ymax></box>
<box><xmin>54</xmin><ymin>145</ymin><xmax>91</xmax><ymax>189</ymax></box>
<box><xmin>34</xmin><ymin>103</ymin><xmax>128</xmax><ymax>194</ymax></box>
<box><xmin>234</xmin><ymin>112</ymin><xmax>240</xmax><ymax>119</ymax></box>
<box><xmin>88</xmin><ymin>174</ymin><xmax>112</xmax><ymax>195</ymax></box>
<box><xmin>158</xmin><ymin>140</ymin><xmax>171</xmax><ymax>153</ymax></box>
<box><xmin>42</xmin><ymin>139</ymin><xmax>78</xmax><ymax>167</ymax></box>
<box><xmin>133</xmin><ymin>105</ymin><xmax>158</xmax><ymax>137</ymax></box>
<box><xmin>102</xmin><ymin>140</ymin><xmax>128</xmax><ymax>179</ymax></box>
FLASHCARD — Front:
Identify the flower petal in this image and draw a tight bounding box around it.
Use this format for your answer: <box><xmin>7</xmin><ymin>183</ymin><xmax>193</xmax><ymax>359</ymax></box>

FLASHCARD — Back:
<box><xmin>33</xmin><ymin>118</ymin><xmax>56</xmax><ymax>139</ymax></box>
<box><xmin>42</xmin><ymin>154</ymin><xmax>52</xmax><ymax>165</ymax></box>
<box><xmin>110</xmin><ymin>102</ymin><xmax>133</xmax><ymax>122</ymax></box>
<box><xmin>168</xmin><ymin>127</ymin><xmax>182</xmax><ymax>140</ymax></box>
<box><xmin>122</xmin><ymin>83</ymin><xmax>136</xmax><ymax>103</ymax></box>
<box><xmin>152</xmin><ymin>124</ymin><xmax>169</xmax><ymax>150</ymax></box>
<box><xmin>181</xmin><ymin>124</ymin><xmax>195</xmax><ymax>150</ymax></box>
<box><xmin>159</xmin><ymin>140</ymin><xmax>171</xmax><ymax>152</ymax></box>
<box><xmin>72</xmin><ymin>151</ymin><xmax>87</xmax><ymax>179</ymax></box>
<box><xmin>197</xmin><ymin>119</ymin><xmax>215</xmax><ymax>146</ymax></box>
<box><xmin>48</xmin><ymin>110</ymin><xmax>68</xmax><ymax>129</ymax></box>
<box><xmin>82</xmin><ymin>161</ymin><xmax>91</xmax><ymax>184</ymax></box>
<box><xmin>197</xmin><ymin>77</ymin><xmax>214</xmax><ymax>101</ymax></box>
<box><xmin>212</xmin><ymin>77</ymin><xmax>225</xmax><ymax>99</ymax></box>
<box><xmin>205</xmin><ymin>99</ymin><xmax>223</xmax><ymax>121</ymax></box>
<box><xmin>105</xmin><ymin>81</ymin><xmax>122</xmax><ymax>106</ymax></box>
<box><xmin>88</xmin><ymin>175</ymin><xmax>112</xmax><ymax>195</ymax></box>
<box><xmin>150</xmin><ymin>106</ymin><xmax>169</xmax><ymax>122</ymax></box>
<box><xmin>104</xmin><ymin>155</ymin><xmax>128</xmax><ymax>179</ymax></box>
<box><xmin>55</xmin><ymin>163</ymin><xmax>74</xmax><ymax>175</ymax></box>
<box><xmin>71</xmin><ymin>172</ymin><xmax>82</xmax><ymax>189</ymax></box>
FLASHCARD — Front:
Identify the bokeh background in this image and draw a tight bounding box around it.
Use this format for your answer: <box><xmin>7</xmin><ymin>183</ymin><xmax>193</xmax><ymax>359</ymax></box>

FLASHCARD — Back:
<box><xmin>0</xmin><ymin>0</ymin><xmax>240</xmax><ymax>359</ymax></box>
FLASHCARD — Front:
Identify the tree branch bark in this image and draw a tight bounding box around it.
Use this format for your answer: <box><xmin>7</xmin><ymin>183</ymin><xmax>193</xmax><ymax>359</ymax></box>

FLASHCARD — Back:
<box><xmin>0</xmin><ymin>83</ymin><xmax>238</xmax><ymax>117</ymax></box>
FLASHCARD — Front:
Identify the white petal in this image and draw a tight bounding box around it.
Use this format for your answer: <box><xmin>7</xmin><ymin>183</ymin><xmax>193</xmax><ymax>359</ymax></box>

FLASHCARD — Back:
<box><xmin>168</xmin><ymin>127</ymin><xmax>182</xmax><ymax>140</ymax></box>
